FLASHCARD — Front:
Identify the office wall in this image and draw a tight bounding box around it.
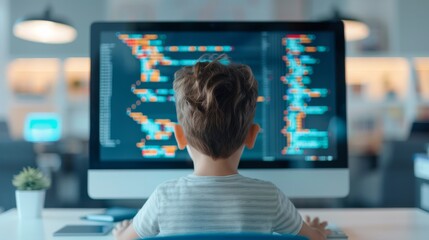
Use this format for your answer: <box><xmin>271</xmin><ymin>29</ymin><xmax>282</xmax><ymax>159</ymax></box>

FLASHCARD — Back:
<box><xmin>3</xmin><ymin>0</ymin><xmax>107</xmax><ymax>136</ymax></box>
<box><xmin>106</xmin><ymin>0</ymin><xmax>305</xmax><ymax>21</ymax></box>
<box><xmin>308</xmin><ymin>0</ymin><xmax>429</xmax><ymax>55</ymax></box>
<box><xmin>0</xmin><ymin>0</ymin><xmax>10</xmax><ymax>121</ymax></box>
<box><xmin>346</xmin><ymin>0</ymin><xmax>398</xmax><ymax>54</ymax></box>
<box><xmin>396</xmin><ymin>0</ymin><xmax>429</xmax><ymax>54</ymax></box>
<box><xmin>5</xmin><ymin>0</ymin><xmax>429</xmax><ymax>62</ymax></box>
<box><xmin>307</xmin><ymin>0</ymin><xmax>398</xmax><ymax>54</ymax></box>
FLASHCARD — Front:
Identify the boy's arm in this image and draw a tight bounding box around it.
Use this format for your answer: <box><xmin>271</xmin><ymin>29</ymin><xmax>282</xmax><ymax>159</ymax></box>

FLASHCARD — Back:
<box><xmin>273</xmin><ymin>188</ymin><xmax>329</xmax><ymax>239</ymax></box>
<box><xmin>113</xmin><ymin>220</ymin><xmax>139</xmax><ymax>240</ymax></box>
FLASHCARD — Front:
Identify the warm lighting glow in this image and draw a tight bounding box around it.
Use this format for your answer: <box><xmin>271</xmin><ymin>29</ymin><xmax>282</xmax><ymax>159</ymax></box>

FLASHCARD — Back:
<box><xmin>414</xmin><ymin>58</ymin><xmax>429</xmax><ymax>99</ymax></box>
<box><xmin>7</xmin><ymin>58</ymin><xmax>60</xmax><ymax>95</ymax></box>
<box><xmin>64</xmin><ymin>58</ymin><xmax>90</xmax><ymax>72</ymax></box>
<box><xmin>415</xmin><ymin>58</ymin><xmax>429</xmax><ymax>71</ymax></box>
<box><xmin>343</xmin><ymin>20</ymin><xmax>370</xmax><ymax>41</ymax></box>
<box><xmin>64</xmin><ymin>57</ymin><xmax>90</xmax><ymax>96</ymax></box>
<box><xmin>13</xmin><ymin>20</ymin><xmax>77</xmax><ymax>44</ymax></box>
<box><xmin>346</xmin><ymin>57</ymin><xmax>409</xmax><ymax>99</ymax></box>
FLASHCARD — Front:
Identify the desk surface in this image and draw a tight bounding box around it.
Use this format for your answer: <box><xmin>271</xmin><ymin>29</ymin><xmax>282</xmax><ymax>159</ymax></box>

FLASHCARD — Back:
<box><xmin>0</xmin><ymin>208</ymin><xmax>428</xmax><ymax>240</ymax></box>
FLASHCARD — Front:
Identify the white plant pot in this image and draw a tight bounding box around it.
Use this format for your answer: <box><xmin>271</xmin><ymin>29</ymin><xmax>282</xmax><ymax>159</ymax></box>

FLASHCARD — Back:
<box><xmin>15</xmin><ymin>190</ymin><xmax>46</xmax><ymax>219</ymax></box>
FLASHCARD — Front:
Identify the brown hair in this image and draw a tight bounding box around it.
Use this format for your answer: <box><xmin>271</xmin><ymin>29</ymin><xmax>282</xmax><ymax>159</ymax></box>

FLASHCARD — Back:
<box><xmin>173</xmin><ymin>55</ymin><xmax>258</xmax><ymax>159</ymax></box>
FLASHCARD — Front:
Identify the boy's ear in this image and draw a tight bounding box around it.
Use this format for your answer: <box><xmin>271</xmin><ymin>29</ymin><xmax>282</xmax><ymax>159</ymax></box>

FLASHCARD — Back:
<box><xmin>244</xmin><ymin>124</ymin><xmax>260</xmax><ymax>149</ymax></box>
<box><xmin>174</xmin><ymin>124</ymin><xmax>187</xmax><ymax>150</ymax></box>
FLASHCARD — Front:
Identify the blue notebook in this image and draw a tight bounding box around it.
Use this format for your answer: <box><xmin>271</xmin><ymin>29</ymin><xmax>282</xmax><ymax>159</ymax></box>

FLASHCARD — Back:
<box><xmin>82</xmin><ymin>207</ymin><xmax>138</xmax><ymax>222</ymax></box>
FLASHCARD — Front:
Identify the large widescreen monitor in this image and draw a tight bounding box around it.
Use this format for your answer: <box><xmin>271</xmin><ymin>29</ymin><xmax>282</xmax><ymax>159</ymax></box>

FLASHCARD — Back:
<box><xmin>89</xmin><ymin>22</ymin><xmax>348</xmax><ymax>199</ymax></box>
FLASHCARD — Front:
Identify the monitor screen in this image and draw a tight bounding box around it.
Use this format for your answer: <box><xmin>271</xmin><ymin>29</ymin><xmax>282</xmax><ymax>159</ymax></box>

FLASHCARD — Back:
<box><xmin>90</xmin><ymin>22</ymin><xmax>347</xmax><ymax>169</ymax></box>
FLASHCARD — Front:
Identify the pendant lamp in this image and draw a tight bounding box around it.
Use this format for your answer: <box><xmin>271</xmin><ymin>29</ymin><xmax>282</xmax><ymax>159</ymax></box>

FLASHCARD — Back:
<box><xmin>332</xmin><ymin>9</ymin><xmax>370</xmax><ymax>42</ymax></box>
<box><xmin>13</xmin><ymin>5</ymin><xmax>77</xmax><ymax>44</ymax></box>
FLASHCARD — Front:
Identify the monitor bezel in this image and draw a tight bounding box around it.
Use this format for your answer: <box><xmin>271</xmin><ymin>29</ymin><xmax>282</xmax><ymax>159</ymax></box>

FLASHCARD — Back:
<box><xmin>90</xmin><ymin>21</ymin><xmax>347</xmax><ymax>170</ymax></box>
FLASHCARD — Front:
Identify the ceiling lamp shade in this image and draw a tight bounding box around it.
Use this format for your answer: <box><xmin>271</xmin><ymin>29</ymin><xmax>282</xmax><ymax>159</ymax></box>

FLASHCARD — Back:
<box><xmin>332</xmin><ymin>10</ymin><xmax>370</xmax><ymax>42</ymax></box>
<box><xmin>342</xmin><ymin>19</ymin><xmax>370</xmax><ymax>42</ymax></box>
<box><xmin>13</xmin><ymin>7</ymin><xmax>77</xmax><ymax>44</ymax></box>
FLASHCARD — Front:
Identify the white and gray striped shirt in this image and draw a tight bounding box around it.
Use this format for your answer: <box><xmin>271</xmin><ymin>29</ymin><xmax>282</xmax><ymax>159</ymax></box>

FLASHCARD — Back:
<box><xmin>133</xmin><ymin>174</ymin><xmax>303</xmax><ymax>238</ymax></box>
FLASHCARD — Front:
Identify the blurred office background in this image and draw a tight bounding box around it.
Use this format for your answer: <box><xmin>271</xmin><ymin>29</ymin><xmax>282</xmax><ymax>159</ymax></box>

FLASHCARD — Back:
<box><xmin>1</xmin><ymin>0</ymin><xmax>429</xmax><ymax>212</ymax></box>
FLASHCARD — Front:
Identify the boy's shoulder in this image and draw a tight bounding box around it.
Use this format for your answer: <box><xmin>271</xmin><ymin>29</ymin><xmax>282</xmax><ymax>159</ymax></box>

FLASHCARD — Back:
<box><xmin>155</xmin><ymin>174</ymin><xmax>279</xmax><ymax>191</ymax></box>
<box><xmin>154</xmin><ymin>175</ymin><xmax>192</xmax><ymax>191</ymax></box>
<box><xmin>237</xmin><ymin>175</ymin><xmax>280</xmax><ymax>190</ymax></box>
<box><xmin>155</xmin><ymin>177</ymin><xmax>183</xmax><ymax>189</ymax></box>
<box><xmin>152</xmin><ymin>175</ymin><xmax>285</xmax><ymax>202</ymax></box>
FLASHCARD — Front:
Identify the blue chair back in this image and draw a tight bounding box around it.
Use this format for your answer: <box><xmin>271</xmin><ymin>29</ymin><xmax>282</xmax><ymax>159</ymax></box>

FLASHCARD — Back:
<box><xmin>143</xmin><ymin>233</ymin><xmax>307</xmax><ymax>240</ymax></box>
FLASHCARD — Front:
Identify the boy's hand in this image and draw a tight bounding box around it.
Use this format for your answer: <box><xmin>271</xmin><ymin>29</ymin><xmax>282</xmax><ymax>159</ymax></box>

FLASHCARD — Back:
<box><xmin>112</xmin><ymin>220</ymin><xmax>132</xmax><ymax>239</ymax></box>
<box><xmin>305</xmin><ymin>216</ymin><xmax>331</xmax><ymax>237</ymax></box>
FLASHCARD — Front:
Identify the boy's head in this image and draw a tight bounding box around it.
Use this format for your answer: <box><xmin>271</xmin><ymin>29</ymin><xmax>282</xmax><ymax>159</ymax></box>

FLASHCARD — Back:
<box><xmin>173</xmin><ymin>55</ymin><xmax>259</xmax><ymax>159</ymax></box>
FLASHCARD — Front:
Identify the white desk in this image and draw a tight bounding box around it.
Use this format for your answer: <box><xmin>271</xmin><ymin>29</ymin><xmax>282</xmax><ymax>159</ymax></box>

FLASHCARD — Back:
<box><xmin>0</xmin><ymin>208</ymin><xmax>428</xmax><ymax>240</ymax></box>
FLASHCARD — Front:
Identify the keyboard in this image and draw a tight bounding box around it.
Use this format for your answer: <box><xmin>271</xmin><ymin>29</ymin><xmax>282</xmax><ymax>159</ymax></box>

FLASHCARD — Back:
<box><xmin>327</xmin><ymin>224</ymin><xmax>348</xmax><ymax>239</ymax></box>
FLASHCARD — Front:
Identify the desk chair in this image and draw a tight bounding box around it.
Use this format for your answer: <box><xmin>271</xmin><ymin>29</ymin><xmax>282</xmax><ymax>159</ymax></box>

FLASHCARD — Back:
<box><xmin>144</xmin><ymin>233</ymin><xmax>307</xmax><ymax>240</ymax></box>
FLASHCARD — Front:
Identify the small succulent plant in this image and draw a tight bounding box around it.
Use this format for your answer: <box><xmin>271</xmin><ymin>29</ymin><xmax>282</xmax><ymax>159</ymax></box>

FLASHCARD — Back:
<box><xmin>12</xmin><ymin>167</ymin><xmax>51</xmax><ymax>191</ymax></box>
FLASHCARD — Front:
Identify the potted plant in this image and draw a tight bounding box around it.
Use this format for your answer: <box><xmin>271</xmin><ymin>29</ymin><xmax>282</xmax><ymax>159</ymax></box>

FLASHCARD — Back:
<box><xmin>12</xmin><ymin>167</ymin><xmax>51</xmax><ymax>219</ymax></box>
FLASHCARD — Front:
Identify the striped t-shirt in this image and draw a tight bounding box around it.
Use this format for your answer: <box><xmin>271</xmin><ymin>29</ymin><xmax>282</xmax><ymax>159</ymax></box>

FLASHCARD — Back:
<box><xmin>133</xmin><ymin>174</ymin><xmax>303</xmax><ymax>238</ymax></box>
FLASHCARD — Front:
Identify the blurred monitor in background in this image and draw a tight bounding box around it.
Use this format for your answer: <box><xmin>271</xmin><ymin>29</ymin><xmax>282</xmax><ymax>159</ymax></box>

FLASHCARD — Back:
<box><xmin>0</xmin><ymin>121</ymin><xmax>11</xmax><ymax>141</ymax></box>
<box><xmin>409</xmin><ymin>121</ymin><xmax>429</xmax><ymax>139</ymax></box>
<box><xmin>24</xmin><ymin>113</ymin><xmax>62</xmax><ymax>142</ymax></box>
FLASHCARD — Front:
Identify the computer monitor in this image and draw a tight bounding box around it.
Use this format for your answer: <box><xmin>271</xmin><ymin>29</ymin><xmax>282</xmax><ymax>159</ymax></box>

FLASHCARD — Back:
<box><xmin>89</xmin><ymin>22</ymin><xmax>348</xmax><ymax>199</ymax></box>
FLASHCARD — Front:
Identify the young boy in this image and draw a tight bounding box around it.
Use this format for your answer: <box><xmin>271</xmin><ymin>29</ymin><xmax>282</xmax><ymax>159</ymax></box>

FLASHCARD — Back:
<box><xmin>113</xmin><ymin>55</ymin><xmax>330</xmax><ymax>240</ymax></box>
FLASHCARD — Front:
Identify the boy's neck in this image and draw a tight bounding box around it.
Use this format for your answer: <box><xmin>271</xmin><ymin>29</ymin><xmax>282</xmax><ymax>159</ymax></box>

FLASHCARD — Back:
<box><xmin>189</xmin><ymin>146</ymin><xmax>242</xmax><ymax>176</ymax></box>
<box><xmin>193</xmin><ymin>159</ymin><xmax>238</xmax><ymax>176</ymax></box>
